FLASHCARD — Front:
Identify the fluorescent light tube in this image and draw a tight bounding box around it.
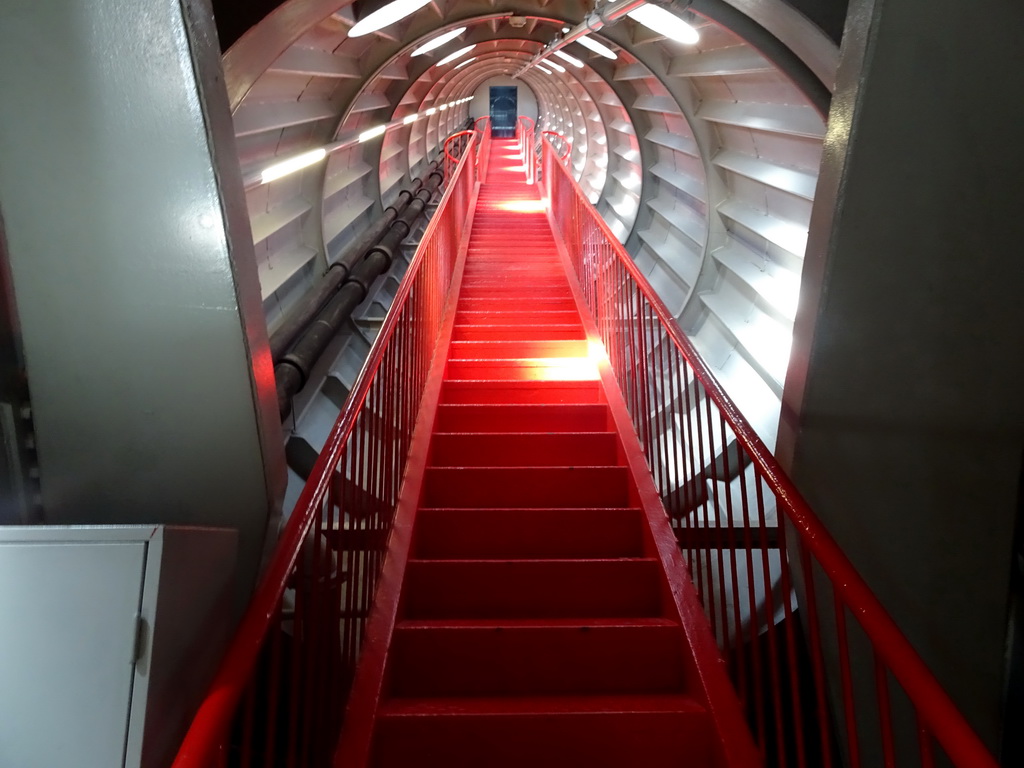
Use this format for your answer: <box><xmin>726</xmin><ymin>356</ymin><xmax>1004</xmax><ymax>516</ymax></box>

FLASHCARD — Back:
<box><xmin>627</xmin><ymin>4</ymin><xmax>700</xmax><ymax>44</ymax></box>
<box><xmin>435</xmin><ymin>44</ymin><xmax>476</xmax><ymax>67</ymax></box>
<box><xmin>358</xmin><ymin>124</ymin><xmax>387</xmax><ymax>142</ymax></box>
<box><xmin>349</xmin><ymin>0</ymin><xmax>431</xmax><ymax>37</ymax></box>
<box><xmin>553</xmin><ymin>50</ymin><xmax>584</xmax><ymax>68</ymax></box>
<box><xmin>260</xmin><ymin>148</ymin><xmax>327</xmax><ymax>183</ymax></box>
<box><xmin>411</xmin><ymin>27</ymin><xmax>466</xmax><ymax>56</ymax></box>
<box><xmin>576</xmin><ymin>35</ymin><xmax>616</xmax><ymax>59</ymax></box>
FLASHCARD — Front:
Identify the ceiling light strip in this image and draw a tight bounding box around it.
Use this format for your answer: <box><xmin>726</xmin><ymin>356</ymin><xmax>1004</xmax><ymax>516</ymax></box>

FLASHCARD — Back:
<box><xmin>410</xmin><ymin>27</ymin><xmax>467</xmax><ymax>56</ymax></box>
<box><xmin>513</xmin><ymin>0</ymin><xmax>690</xmax><ymax>79</ymax></box>
<box><xmin>348</xmin><ymin>0</ymin><xmax>432</xmax><ymax>38</ymax></box>
<box><xmin>245</xmin><ymin>98</ymin><xmax>475</xmax><ymax>189</ymax></box>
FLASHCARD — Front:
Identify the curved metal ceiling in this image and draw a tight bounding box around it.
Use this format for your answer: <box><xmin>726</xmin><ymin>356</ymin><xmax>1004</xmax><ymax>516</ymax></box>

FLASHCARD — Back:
<box><xmin>229</xmin><ymin>1</ymin><xmax>837</xmax><ymax>475</ymax></box>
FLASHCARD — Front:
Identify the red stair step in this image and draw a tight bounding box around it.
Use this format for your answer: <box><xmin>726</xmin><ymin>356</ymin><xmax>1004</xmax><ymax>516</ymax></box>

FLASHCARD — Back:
<box><xmin>445</xmin><ymin>358</ymin><xmax>600</xmax><ymax>381</ymax></box>
<box><xmin>401</xmin><ymin>559</ymin><xmax>662</xmax><ymax>619</ymax></box>
<box><xmin>460</xmin><ymin>270</ymin><xmax>563</xmax><ymax>279</ymax></box>
<box><xmin>459</xmin><ymin>282</ymin><xmax>568</xmax><ymax>295</ymax></box>
<box><xmin>448</xmin><ymin>339</ymin><xmax>588</xmax><ymax>359</ymax></box>
<box><xmin>451</xmin><ymin>324</ymin><xmax>586</xmax><ymax>341</ymax></box>
<box><xmin>433</xmin><ymin>403</ymin><xmax>610</xmax><ymax>432</ymax></box>
<box><xmin>469</xmin><ymin>236</ymin><xmax>553</xmax><ymax>242</ymax></box>
<box><xmin>439</xmin><ymin>379</ymin><xmax>604</xmax><ymax>404</ymax></box>
<box><xmin>422</xmin><ymin>465</ymin><xmax>631</xmax><ymax>508</ymax></box>
<box><xmin>458</xmin><ymin>296</ymin><xmax>577</xmax><ymax>312</ymax></box>
<box><xmin>412</xmin><ymin>507</ymin><xmax>646</xmax><ymax>560</ymax></box>
<box><xmin>460</xmin><ymin>278</ymin><xmax>564</xmax><ymax>288</ymax></box>
<box><xmin>388</xmin><ymin>620</ymin><xmax>684</xmax><ymax>696</ymax></box>
<box><xmin>459</xmin><ymin>287</ymin><xmax>567</xmax><ymax>298</ymax></box>
<box><xmin>463</xmin><ymin>261</ymin><xmax>555</xmax><ymax>266</ymax></box>
<box><xmin>372</xmin><ymin>694</ymin><xmax>716</xmax><ymax>768</ymax></box>
<box><xmin>429</xmin><ymin>431</ymin><xmax>619</xmax><ymax>467</ymax></box>
<box><xmin>454</xmin><ymin>309</ymin><xmax>580</xmax><ymax>325</ymax></box>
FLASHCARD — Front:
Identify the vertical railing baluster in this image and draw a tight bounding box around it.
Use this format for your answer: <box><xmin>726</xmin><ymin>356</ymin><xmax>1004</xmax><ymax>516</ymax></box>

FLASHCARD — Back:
<box><xmin>799</xmin><ymin>541</ymin><xmax>835</xmax><ymax>768</ymax></box>
<box><xmin>775</xmin><ymin>502</ymin><xmax>808</xmax><ymax>768</ymax></box>
<box><xmin>285</xmin><ymin>555</ymin><xmax>303</xmax><ymax>768</ymax></box>
<box><xmin>240</xmin><ymin>681</ymin><xmax>255</xmax><ymax>767</ymax></box>
<box><xmin>754</xmin><ymin>469</ymin><xmax>789</xmax><ymax>768</ymax></box>
<box><xmin>264</xmin><ymin>622</ymin><xmax>282</xmax><ymax>768</ymax></box>
<box><xmin>918</xmin><ymin>714</ymin><xmax>936</xmax><ymax>768</ymax></box>
<box><xmin>718</xmin><ymin>415</ymin><xmax>748</xmax><ymax>707</ymax></box>
<box><xmin>693</xmin><ymin>384</ymin><xmax>718</xmax><ymax>638</ymax></box>
<box><xmin>679</xmin><ymin>360</ymin><xmax>704</xmax><ymax>604</ymax></box>
<box><xmin>875</xmin><ymin>652</ymin><xmax>897</xmax><ymax>768</ymax></box>
<box><xmin>835</xmin><ymin>593</ymin><xmax>862</xmax><ymax>767</ymax></box>
<box><xmin>737</xmin><ymin>460</ymin><xmax>768</xmax><ymax>759</ymax></box>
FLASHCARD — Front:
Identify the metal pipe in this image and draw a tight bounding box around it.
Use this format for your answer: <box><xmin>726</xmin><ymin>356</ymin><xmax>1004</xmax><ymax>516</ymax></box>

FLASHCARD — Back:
<box><xmin>268</xmin><ymin>160</ymin><xmax>443</xmax><ymax>361</ymax></box>
<box><xmin>274</xmin><ymin>164</ymin><xmax>445</xmax><ymax>417</ymax></box>
<box><xmin>511</xmin><ymin>0</ymin><xmax>651</xmax><ymax>79</ymax></box>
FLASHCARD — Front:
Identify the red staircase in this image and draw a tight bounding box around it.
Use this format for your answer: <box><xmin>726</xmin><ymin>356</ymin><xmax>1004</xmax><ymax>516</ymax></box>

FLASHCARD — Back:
<box><xmin>172</xmin><ymin>130</ymin><xmax>1001</xmax><ymax>768</ymax></box>
<box><xmin>336</xmin><ymin>139</ymin><xmax>757</xmax><ymax>766</ymax></box>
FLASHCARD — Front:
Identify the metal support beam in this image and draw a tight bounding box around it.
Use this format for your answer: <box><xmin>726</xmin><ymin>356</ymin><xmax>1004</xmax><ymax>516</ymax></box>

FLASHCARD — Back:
<box><xmin>512</xmin><ymin>0</ymin><xmax>650</xmax><ymax>79</ymax></box>
<box><xmin>0</xmin><ymin>0</ymin><xmax>285</xmax><ymax>604</ymax></box>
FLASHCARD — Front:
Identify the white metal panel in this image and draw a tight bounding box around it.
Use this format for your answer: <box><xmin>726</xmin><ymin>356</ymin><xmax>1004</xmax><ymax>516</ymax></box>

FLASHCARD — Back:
<box><xmin>0</xmin><ymin>539</ymin><xmax>145</xmax><ymax>768</ymax></box>
<box><xmin>718</xmin><ymin>199</ymin><xmax>808</xmax><ymax>258</ymax></box>
<box><xmin>270</xmin><ymin>47</ymin><xmax>362</xmax><ymax>78</ymax></box>
<box><xmin>233</xmin><ymin>99</ymin><xmax>337</xmax><ymax>136</ymax></box>
<box><xmin>0</xmin><ymin>526</ymin><xmax>237</xmax><ymax>768</ymax></box>
<box><xmin>698</xmin><ymin>99</ymin><xmax>825</xmax><ymax>138</ymax></box>
<box><xmin>713</xmin><ymin>149</ymin><xmax>818</xmax><ymax>200</ymax></box>
<box><xmin>250</xmin><ymin>198</ymin><xmax>313</xmax><ymax>245</ymax></box>
<box><xmin>669</xmin><ymin>45</ymin><xmax>773</xmax><ymax>77</ymax></box>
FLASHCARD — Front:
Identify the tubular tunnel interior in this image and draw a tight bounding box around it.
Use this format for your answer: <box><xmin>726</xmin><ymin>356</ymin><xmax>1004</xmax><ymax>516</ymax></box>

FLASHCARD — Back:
<box><xmin>1</xmin><ymin>1</ymin><xmax>1021</xmax><ymax>767</ymax></box>
<box><xmin>196</xmin><ymin>1</ymin><xmax>1020</xmax><ymax>764</ymax></box>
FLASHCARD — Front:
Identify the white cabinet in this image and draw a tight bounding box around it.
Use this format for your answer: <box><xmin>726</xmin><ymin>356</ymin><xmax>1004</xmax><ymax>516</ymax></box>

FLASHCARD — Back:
<box><xmin>0</xmin><ymin>526</ymin><xmax>237</xmax><ymax>768</ymax></box>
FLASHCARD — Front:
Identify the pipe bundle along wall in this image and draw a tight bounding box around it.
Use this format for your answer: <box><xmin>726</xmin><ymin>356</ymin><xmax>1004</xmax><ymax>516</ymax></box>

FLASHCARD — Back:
<box><xmin>273</xmin><ymin>160</ymin><xmax>445</xmax><ymax>417</ymax></box>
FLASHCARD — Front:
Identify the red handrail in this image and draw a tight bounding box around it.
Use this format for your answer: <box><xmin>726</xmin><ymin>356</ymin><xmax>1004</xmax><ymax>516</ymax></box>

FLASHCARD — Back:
<box><xmin>541</xmin><ymin>137</ymin><xmax>998</xmax><ymax>768</ymax></box>
<box><xmin>476</xmin><ymin>116</ymin><xmax>491</xmax><ymax>183</ymax></box>
<box><xmin>443</xmin><ymin>129</ymin><xmax>476</xmax><ymax>185</ymax></box>
<box><xmin>516</xmin><ymin>116</ymin><xmax>537</xmax><ymax>184</ymax></box>
<box><xmin>172</xmin><ymin>134</ymin><xmax>478</xmax><ymax>768</ymax></box>
<box><xmin>541</xmin><ymin>130</ymin><xmax>571</xmax><ymax>164</ymax></box>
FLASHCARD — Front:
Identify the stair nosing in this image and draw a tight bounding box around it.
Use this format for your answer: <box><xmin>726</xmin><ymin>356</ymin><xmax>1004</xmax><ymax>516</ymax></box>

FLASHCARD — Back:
<box><xmin>430</xmin><ymin>430</ymin><xmax>617</xmax><ymax>436</ymax></box>
<box><xmin>377</xmin><ymin>693</ymin><xmax>707</xmax><ymax>717</ymax></box>
<box><xmin>395</xmin><ymin>617</ymin><xmax>679</xmax><ymax>630</ymax></box>
<box><xmin>417</xmin><ymin>506</ymin><xmax>643</xmax><ymax>512</ymax></box>
<box><xmin>406</xmin><ymin>557</ymin><xmax>658</xmax><ymax>566</ymax></box>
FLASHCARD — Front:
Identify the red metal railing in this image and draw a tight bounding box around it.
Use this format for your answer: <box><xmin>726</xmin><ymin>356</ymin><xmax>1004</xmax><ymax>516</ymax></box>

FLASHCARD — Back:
<box><xmin>516</xmin><ymin>116</ymin><xmax>536</xmax><ymax>184</ymax></box>
<box><xmin>446</xmin><ymin>121</ymin><xmax>491</xmax><ymax>184</ymax></box>
<box><xmin>542</xmin><ymin>138</ymin><xmax>998</xmax><ymax>768</ymax></box>
<box><xmin>443</xmin><ymin>130</ymin><xmax>475</xmax><ymax>185</ymax></box>
<box><xmin>476</xmin><ymin>116</ymin><xmax>491</xmax><ymax>183</ymax></box>
<box><xmin>542</xmin><ymin>129</ymin><xmax>571</xmax><ymax>165</ymax></box>
<box><xmin>171</xmin><ymin>134</ymin><xmax>478</xmax><ymax>768</ymax></box>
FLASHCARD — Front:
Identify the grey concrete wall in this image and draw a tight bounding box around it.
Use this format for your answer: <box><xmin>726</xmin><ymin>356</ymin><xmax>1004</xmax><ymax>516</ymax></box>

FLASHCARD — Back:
<box><xmin>0</xmin><ymin>0</ymin><xmax>286</xmax><ymax>601</ymax></box>
<box><xmin>779</xmin><ymin>0</ymin><xmax>1024</xmax><ymax>755</ymax></box>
